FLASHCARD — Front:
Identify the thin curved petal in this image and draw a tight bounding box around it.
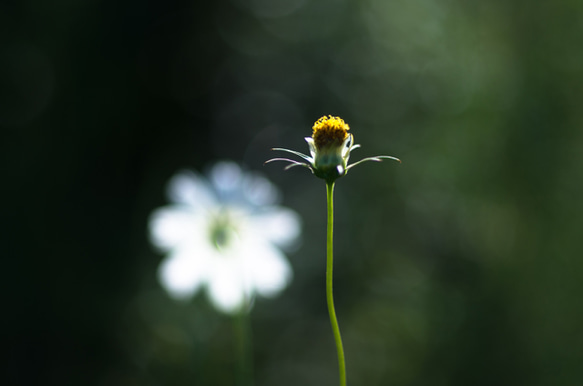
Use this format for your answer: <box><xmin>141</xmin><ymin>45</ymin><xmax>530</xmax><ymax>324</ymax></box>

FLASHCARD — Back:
<box><xmin>265</xmin><ymin>157</ymin><xmax>305</xmax><ymax>165</ymax></box>
<box><xmin>271</xmin><ymin>147</ymin><xmax>314</xmax><ymax>163</ymax></box>
<box><xmin>347</xmin><ymin>155</ymin><xmax>401</xmax><ymax>170</ymax></box>
<box><xmin>167</xmin><ymin>170</ymin><xmax>217</xmax><ymax>209</ymax></box>
<box><xmin>284</xmin><ymin>162</ymin><xmax>313</xmax><ymax>172</ymax></box>
<box><xmin>375</xmin><ymin>155</ymin><xmax>401</xmax><ymax>163</ymax></box>
<box><xmin>265</xmin><ymin>158</ymin><xmax>313</xmax><ymax>171</ymax></box>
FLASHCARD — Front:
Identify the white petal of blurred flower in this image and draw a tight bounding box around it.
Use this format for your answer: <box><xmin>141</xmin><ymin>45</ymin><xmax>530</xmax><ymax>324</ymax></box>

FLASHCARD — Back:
<box><xmin>149</xmin><ymin>161</ymin><xmax>301</xmax><ymax>314</ymax></box>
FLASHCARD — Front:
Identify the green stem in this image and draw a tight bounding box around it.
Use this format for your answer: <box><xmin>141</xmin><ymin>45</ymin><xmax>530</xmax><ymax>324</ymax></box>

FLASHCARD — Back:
<box><xmin>326</xmin><ymin>181</ymin><xmax>347</xmax><ymax>386</ymax></box>
<box><xmin>234</xmin><ymin>304</ymin><xmax>254</xmax><ymax>386</ymax></box>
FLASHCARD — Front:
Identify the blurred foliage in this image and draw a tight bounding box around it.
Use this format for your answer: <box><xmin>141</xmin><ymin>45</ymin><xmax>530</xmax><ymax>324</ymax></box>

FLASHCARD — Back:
<box><xmin>4</xmin><ymin>0</ymin><xmax>583</xmax><ymax>384</ymax></box>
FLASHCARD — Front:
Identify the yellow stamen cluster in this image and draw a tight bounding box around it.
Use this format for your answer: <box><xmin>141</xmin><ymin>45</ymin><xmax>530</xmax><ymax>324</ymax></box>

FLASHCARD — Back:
<box><xmin>312</xmin><ymin>115</ymin><xmax>350</xmax><ymax>150</ymax></box>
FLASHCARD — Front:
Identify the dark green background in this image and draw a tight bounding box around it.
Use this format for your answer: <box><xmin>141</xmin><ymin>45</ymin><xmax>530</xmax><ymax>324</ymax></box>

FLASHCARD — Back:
<box><xmin>4</xmin><ymin>0</ymin><xmax>583</xmax><ymax>384</ymax></box>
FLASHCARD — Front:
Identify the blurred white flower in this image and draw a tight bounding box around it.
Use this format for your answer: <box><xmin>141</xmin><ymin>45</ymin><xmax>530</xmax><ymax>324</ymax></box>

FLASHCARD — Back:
<box><xmin>149</xmin><ymin>161</ymin><xmax>301</xmax><ymax>314</ymax></box>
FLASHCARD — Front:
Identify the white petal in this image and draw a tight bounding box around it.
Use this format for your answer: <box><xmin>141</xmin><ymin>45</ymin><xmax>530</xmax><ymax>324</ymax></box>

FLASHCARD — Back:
<box><xmin>341</xmin><ymin>134</ymin><xmax>353</xmax><ymax>157</ymax></box>
<box><xmin>167</xmin><ymin>170</ymin><xmax>216</xmax><ymax>209</ymax></box>
<box><xmin>305</xmin><ymin>137</ymin><xmax>316</xmax><ymax>158</ymax></box>
<box><xmin>158</xmin><ymin>250</ymin><xmax>208</xmax><ymax>300</ymax></box>
<box><xmin>207</xmin><ymin>259</ymin><xmax>247</xmax><ymax>314</ymax></box>
<box><xmin>209</xmin><ymin>161</ymin><xmax>242</xmax><ymax>196</ymax></box>
<box><xmin>149</xmin><ymin>207</ymin><xmax>203</xmax><ymax>251</ymax></box>
<box><xmin>241</xmin><ymin>173</ymin><xmax>281</xmax><ymax>206</ymax></box>
<box><xmin>243</xmin><ymin>239</ymin><xmax>292</xmax><ymax>297</ymax></box>
<box><xmin>248</xmin><ymin>208</ymin><xmax>301</xmax><ymax>247</ymax></box>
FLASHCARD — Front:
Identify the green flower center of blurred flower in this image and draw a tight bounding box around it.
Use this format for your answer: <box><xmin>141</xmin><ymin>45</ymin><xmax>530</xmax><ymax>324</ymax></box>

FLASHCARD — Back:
<box><xmin>209</xmin><ymin>213</ymin><xmax>238</xmax><ymax>251</ymax></box>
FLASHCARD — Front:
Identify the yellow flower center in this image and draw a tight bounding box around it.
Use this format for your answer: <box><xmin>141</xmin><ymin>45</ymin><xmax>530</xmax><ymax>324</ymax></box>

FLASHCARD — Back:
<box><xmin>312</xmin><ymin>115</ymin><xmax>350</xmax><ymax>150</ymax></box>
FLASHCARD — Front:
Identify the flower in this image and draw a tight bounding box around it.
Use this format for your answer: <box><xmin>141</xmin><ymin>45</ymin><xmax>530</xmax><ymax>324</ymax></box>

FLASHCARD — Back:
<box><xmin>266</xmin><ymin>115</ymin><xmax>400</xmax><ymax>182</ymax></box>
<box><xmin>149</xmin><ymin>161</ymin><xmax>301</xmax><ymax>314</ymax></box>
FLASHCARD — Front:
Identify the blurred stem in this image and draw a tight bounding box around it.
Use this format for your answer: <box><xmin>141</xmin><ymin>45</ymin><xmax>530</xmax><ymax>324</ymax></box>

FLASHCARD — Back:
<box><xmin>326</xmin><ymin>181</ymin><xmax>347</xmax><ymax>386</ymax></box>
<box><xmin>234</xmin><ymin>303</ymin><xmax>254</xmax><ymax>386</ymax></box>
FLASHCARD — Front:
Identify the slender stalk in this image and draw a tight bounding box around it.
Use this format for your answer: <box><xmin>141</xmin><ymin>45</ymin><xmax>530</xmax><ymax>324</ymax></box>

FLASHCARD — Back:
<box><xmin>234</xmin><ymin>304</ymin><xmax>254</xmax><ymax>386</ymax></box>
<box><xmin>326</xmin><ymin>181</ymin><xmax>347</xmax><ymax>386</ymax></box>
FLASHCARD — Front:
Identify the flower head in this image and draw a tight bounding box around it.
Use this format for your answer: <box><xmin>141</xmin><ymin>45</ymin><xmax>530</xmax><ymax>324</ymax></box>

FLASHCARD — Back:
<box><xmin>311</xmin><ymin>115</ymin><xmax>350</xmax><ymax>150</ymax></box>
<box><xmin>149</xmin><ymin>161</ymin><xmax>301</xmax><ymax>314</ymax></box>
<box><xmin>266</xmin><ymin>115</ymin><xmax>400</xmax><ymax>182</ymax></box>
